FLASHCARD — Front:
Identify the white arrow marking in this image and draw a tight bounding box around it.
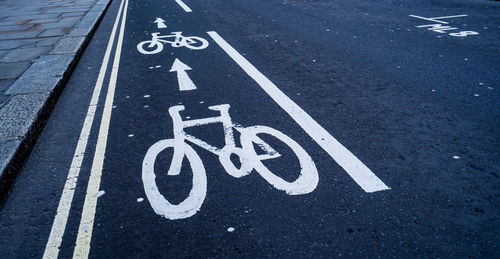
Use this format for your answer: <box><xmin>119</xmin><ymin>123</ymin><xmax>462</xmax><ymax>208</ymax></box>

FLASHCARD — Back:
<box><xmin>170</xmin><ymin>58</ymin><xmax>197</xmax><ymax>91</ymax></box>
<box><xmin>153</xmin><ymin>17</ymin><xmax>167</xmax><ymax>29</ymax></box>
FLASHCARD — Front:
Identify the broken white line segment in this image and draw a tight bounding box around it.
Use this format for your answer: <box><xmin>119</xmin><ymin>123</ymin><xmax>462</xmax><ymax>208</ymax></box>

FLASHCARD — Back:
<box><xmin>207</xmin><ymin>31</ymin><xmax>390</xmax><ymax>193</ymax></box>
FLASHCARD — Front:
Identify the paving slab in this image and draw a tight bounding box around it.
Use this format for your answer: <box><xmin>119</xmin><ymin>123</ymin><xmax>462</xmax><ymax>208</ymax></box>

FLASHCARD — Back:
<box><xmin>6</xmin><ymin>53</ymin><xmax>74</xmax><ymax>94</ymax></box>
<box><xmin>0</xmin><ymin>31</ymin><xmax>41</xmax><ymax>40</ymax></box>
<box><xmin>39</xmin><ymin>17</ymin><xmax>81</xmax><ymax>30</ymax></box>
<box><xmin>0</xmin><ymin>46</ymin><xmax>51</xmax><ymax>62</ymax></box>
<box><xmin>2</xmin><ymin>13</ymin><xmax>61</xmax><ymax>21</ymax></box>
<box><xmin>0</xmin><ymin>0</ymin><xmax>112</xmax><ymax>196</ymax></box>
<box><xmin>0</xmin><ymin>21</ymin><xmax>18</xmax><ymax>26</ymax></box>
<box><xmin>29</xmin><ymin>17</ymin><xmax>61</xmax><ymax>24</ymax></box>
<box><xmin>0</xmin><ymin>95</ymin><xmax>9</xmax><ymax>107</ymax></box>
<box><xmin>0</xmin><ymin>62</ymin><xmax>30</xmax><ymax>79</ymax></box>
<box><xmin>38</xmin><ymin>28</ymin><xmax>66</xmax><ymax>37</ymax></box>
<box><xmin>36</xmin><ymin>36</ymin><xmax>61</xmax><ymax>47</ymax></box>
<box><xmin>0</xmin><ymin>39</ymin><xmax>39</xmax><ymax>50</ymax></box>
<box><xmin>0</xmin><ymin>80</ymin><xmax>15</xmax><ymax>94</ymax></box>
<box><xmin>0</xmin><ymin>24</ymin><xmax>33</xmax><ymax>33</ymax></box>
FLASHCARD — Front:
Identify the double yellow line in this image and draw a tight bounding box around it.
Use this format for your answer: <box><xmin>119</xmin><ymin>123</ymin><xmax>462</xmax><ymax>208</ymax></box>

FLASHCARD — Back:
<box><xmin>43</xmin><ymin>0</ymin><xmax>129</xmax><ymax>257</ymax></box>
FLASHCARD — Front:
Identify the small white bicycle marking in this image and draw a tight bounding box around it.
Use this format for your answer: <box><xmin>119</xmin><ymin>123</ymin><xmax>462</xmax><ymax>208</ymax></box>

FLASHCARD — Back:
<box><xmin>137</xmin><ymin>31</ymin><xmax>209</xmax><ymax>54</ymax></box>
<box><xmin>142</xmin><ymin>104</ymin><xmax>319</xmax><ymax>220</ymax></box>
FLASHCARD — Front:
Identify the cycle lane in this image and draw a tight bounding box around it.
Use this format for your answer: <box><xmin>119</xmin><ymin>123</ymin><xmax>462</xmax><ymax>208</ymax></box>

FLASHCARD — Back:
<box><xmin>71</xmin><ymin>0</ymin><xmax>397</xmax><ymax>257</ymax></box>
<box><xmin>0</xmin><ymin>0</ymin><xmax>496</xmax><ymax>257</ymax></box>
<box><xmin>44</xmin><ymin>0</ymin><xmax>499</xmax><ymax>257</ymax></box>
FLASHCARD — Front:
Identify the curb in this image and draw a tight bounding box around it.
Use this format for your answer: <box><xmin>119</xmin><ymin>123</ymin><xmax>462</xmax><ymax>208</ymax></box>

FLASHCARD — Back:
<box><xmin>0</xmin><ymin>0</ymin><xmax>112</xmax><ymax>198</ymax></box>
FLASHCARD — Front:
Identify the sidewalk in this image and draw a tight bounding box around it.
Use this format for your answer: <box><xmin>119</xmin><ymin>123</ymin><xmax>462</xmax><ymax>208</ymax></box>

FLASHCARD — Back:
<box><xmin>0</xmin><ymin>0</ymin><xmax>111</xmax><ymax>196</ymax></box>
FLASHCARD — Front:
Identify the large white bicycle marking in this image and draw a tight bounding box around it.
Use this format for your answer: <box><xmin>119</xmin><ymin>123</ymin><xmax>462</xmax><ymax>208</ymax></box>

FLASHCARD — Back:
<box><xmin>142</xmin><ymin>104</ymin><xmax>319</xmax><ymax>219</ymax></box>
<box><xmin>137</xmin><ymin>31</ymin><xmax>208</xmax><ymax>54</ymax></box>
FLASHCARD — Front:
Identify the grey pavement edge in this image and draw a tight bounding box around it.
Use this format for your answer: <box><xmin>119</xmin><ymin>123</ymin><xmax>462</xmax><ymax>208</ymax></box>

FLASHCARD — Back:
<box><xmin>0</xmin><ymin>0</ymin><xmax>112</xmax><ymax>199</ymax></box>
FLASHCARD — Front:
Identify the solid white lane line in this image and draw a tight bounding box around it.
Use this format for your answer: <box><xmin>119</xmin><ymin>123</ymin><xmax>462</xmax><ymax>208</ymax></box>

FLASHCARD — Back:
<box><xmin>42</xmin><ymin>0</ymin><xmax>125</xmax><ymax>258</ymax></box>
<box><xmin>174</xmin><ymin>0</ymin><xmax>192</xmax><ymax>12</ymax></box>
<box><xmin>207</xmin><ymin>31</ymin><xmax>390</xmax><ymax>193</ymax></box>
<box><xmin>73</xmin><ymin>0</ymin><xmax>129</xmax><ymax>257</ymax></box>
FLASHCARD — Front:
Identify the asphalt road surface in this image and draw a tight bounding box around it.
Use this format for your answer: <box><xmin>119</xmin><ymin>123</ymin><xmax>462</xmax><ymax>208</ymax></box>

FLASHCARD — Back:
<box><xmin>1</xmin><ymin>0</ymin><xmax>499</xmax><ymax>257</ymax></box>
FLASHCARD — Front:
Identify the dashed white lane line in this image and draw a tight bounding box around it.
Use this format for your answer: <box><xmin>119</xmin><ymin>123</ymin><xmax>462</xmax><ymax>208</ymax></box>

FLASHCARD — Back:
<box><xmin>174</xmin><ymin>0</ymin><xmax>192</xmax><ymax>12</ymax></box>
<box><xmin>73</xmin><ymin>0</ymin><xmax>129</xmax><ymax>257</ymax></box>
<box><xmin>42</xmin><ymin>0</ymin><xmax>125</xmax><ymax>258</ymax></box>
<box><xmin>207</xmin><ymin>31</ymin><xmax>390</xmax><ymax>193</ymax></box>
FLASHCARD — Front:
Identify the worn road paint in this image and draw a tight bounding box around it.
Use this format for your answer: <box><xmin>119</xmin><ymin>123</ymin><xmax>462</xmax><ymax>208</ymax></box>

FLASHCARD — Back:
<box><xmin>142</xmin><ymin>104</ymin><xmax>319</xmax><ymax>219</ymax></box>
<box><xmin>174</xmin><ymin>0</ymin><xmax>192</xmax><ymax>13</ymax></box>
<box><xmin>42</xmin><ymin>0</ymin><xmax>125</xmax><ymax>258</ymax></box>
<box><xmin>73</xmin><ymin>0</ymin><xmax>129</xmax><ymax>257</ymax></box>
<box><xmin>170</xmin><ymin>58</ymin><xmax>197</xmax><ymax>91</ymax></box>
<box><xmin>449</xmin><ymin>31</ymin><xmax>478</xmax><ymax>37</ymax></box>
<box><xmin>409</xmin><ymin>14</ymin><xmax>477</xmax><ymax>37</ymax></box>
<box><xmin>417</xmin><ymin>23</ymin><xmax>458</xmax><ymax>32</ymax></box>
<box><xmin>409</xmin><ymin>14</ymin><xmax>467</xmax><ymax>24</ymax></box>
<box><xmin>207</xmin><ymin>31</ymin><xmax>390</xmax><ymax>193</ymax></box>
<box><xmin>154</xmin><ymin>17</ymin><xmax>167</xmax><ymax>29</ymax></box>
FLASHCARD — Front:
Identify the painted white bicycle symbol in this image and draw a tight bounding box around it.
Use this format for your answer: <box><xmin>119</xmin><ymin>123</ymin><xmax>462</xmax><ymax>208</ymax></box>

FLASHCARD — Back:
<box><xmin>142</xmin><ymin>104</ymin><xmax>319</xmax><ymax>220</ymax></box>
<box><xmin>137</xmin><ymin>31</ymin><xmax>209</xmax><ymax>54</ymax></box>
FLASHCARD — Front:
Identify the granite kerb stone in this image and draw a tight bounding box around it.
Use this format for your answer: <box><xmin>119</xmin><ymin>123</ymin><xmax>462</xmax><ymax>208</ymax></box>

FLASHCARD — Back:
<box><xmin>0</xmin><ymin>138</ymin><xmax>22</xmax><ymax>194</ymax></box>
<box><xmin>76</xmin><ymin>10</ymin><xmax>104</xmax><ymax>28</ymax></box>
<box><xmin>50</xmin><ymin>36</ymin><xmax>86</xmax><ymax>54</ymax></box>
<box><xmin>5</xmin><ymin>53</ymin><xmax>76</xmax><ymax>95</ymax></box>
<box><xmin>0</xmin><ymin>92</ymin><xmax>51</xmax><ymax>141</ymax></box>
<box><xmin>68</xmin><ymin>26</ymin><xmax>93</xmax><ymax>37</ymax></box>
<box><xmin>0</xmin><ymin>91</ymin><xmax>54</xmax><ymax>196</ymax></box>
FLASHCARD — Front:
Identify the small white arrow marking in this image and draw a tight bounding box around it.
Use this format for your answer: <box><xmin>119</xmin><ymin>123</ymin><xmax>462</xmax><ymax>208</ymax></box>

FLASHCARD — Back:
<box><xmin>170</xmin><ymin>58</ymin><xmax>197</xmax><ymax>91</ymax></box>
<box><xmin>153</xmin><ymin>17</ymin><xmax>167</xmax><ymax>29</ymax></box>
